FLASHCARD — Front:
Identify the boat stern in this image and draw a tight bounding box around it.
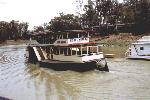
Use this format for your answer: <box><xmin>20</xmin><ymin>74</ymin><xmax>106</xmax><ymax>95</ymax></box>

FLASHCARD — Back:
<box><xmin>82</xmin><ymin>53</ymin><xmax>109</xmax><ymax>72</ymax></box>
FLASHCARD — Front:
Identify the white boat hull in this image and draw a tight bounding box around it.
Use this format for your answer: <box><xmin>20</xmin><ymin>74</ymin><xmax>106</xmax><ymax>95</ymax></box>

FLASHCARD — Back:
<box><xmin>126</xmin><ymin>56</ymin><xmax>150</xmax><ymax>60</ymax></box>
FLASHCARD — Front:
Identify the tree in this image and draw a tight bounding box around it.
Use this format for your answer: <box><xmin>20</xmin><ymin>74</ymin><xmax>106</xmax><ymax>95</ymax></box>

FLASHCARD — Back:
<box><xmin>49</xmin><ymin>13</ymin><xmax>82</xmax><ymax>32</ymax></box>
<box><xmin>83</xmin><ymin>0</ymin><xmax>95</xmax><ymax>27</ymax></box>
<box><xmin>0</xmin><ymin>21</ymin><xmax>9</xmax><ymax>41</ymax></box>
<box><xmin>34</xmin><ymin>26</ymin><xmax>44</xmax><ymax>32</ymax></box>
<box><xmin>134</xmin><ymin>0</ymin><xmax>150</xmax><ymax>33</ymax></box>
<box><xmin>122</xmin><ymin>0</ymin><xmax>136</xmax><ymax>24</ymax></box>
<box><xmin>19</xmin><ymin>22</ymin><xmax>29</xmax><ymax>39</ymax></box>
<box><xmin>0</xmin><ymin>20</ymin><xmax>29</xmax><ymax>42</ymax></box>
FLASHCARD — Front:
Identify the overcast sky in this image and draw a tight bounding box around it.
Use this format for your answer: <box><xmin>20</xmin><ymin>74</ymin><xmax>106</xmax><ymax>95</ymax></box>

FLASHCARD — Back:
<box><xmin>0</xmin><ymin>0</ymin><xmax>123</xmax><ymax>30</ymax></box>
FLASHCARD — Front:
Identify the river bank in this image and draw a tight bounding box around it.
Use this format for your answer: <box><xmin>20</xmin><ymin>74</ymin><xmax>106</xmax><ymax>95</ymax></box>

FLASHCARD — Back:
<box><xmin>93</xmin><ymin>34</ymin><xmax>144</xmax><ymax>57</ymax></box>
<box><xmin>0</xmin><ymin>40</ymin><xmax>38</xmax><ymax>47</ymax></box>
<box><xmin>0</xmin><ymin>40</ymin><xmax>27</xmax><ymax>45</ymax></box>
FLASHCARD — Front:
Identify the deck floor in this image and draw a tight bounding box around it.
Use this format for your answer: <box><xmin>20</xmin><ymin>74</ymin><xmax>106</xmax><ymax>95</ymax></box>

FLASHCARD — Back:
<box><xmin>41</xmin><ymin>59</ymin><xmax>79</xmax><ymax>63</ymax></box>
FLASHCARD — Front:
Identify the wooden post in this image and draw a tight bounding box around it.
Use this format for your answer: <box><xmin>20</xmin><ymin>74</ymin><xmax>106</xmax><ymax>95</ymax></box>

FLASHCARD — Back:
<box><xmin>49</xmin><ymin>47</ymin><xmax>51</xmax><ymax>59</ymax></box>
<box><xmin>87</xmin><ymin>46</ymin><xmax>89</xmax><ymax>54</ymax></box>
<box><xmin>62</xmin><ymin>34</ymin><xmax>63</xmax><ymax>39</ymax></box>
<box><xmin>76</xmin><ymin>47</ymin><xmax>78</xmax><ymax>56</ymax></box>
<box><xmin>97</xmin><ymin>46</ymin><xmax>99</xmax><ymax>53</ymax></box>
<box><xmin>57</xmin><ymin>35</ymin><xmax>58</xmax><ymax>39</ymax></box>
<box><xmin>59</xmin><ymin>47</ymin><xmax>60</xmax><ymax>55</ymax></box>
<box><xmin>55</xmin><ymin>48</ymin><xmax>57</xmax><ymax>55</ymax></box>
<box><xmin>49</xmin><ymin>47</ymin><xmax>52</xmax><ymax>54</ymax></box>
<box><xmin>88</xmin><ymin>32</ymin><xmax>89</xmax><ymax>37</ymax></box>
<box><xmin>70</xmin><ymin>48</ymin><xmax>72</xmax><ymax>56</ymax></box>
<box><xmin>47</xmin><ymin>46</ymin><xmax>50</xmax><ymax>59</ymax></box>
<box><xmin>80</xmin><ymin>45</ymin><xmax>82</xmax><ymax>56</ymax></box>
<box><xmin>67</xmin><ymin>47</ymin><xmax>69</xmax><ymax>55</ymax></box>
<box><xmin>51</xmin><ymin>47</ymin><xmax>53</xmax><ymax>59</ymax></box>
<box><xmin>67</xmin><ymin>33</ymin><xmax>69</xmax><ymax>39</ymax></box>
<box><xmin>63</xmin><ymin>48</ymin><xmax>65</xmax><ymax>55</ymax></box>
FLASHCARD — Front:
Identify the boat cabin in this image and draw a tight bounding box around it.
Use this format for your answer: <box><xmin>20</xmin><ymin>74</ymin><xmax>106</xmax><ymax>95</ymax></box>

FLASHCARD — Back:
<box><xmin>54</xmin><ymin>30</ymin><xmax>94</xmax><ymax>46</ymax></box>
<box><xmin>50</xmin><ymin>30</ymin><xmax>102</xmax><ymax>56</ymax></box>
<box><xmin>126</xmin><ymin>36</ymin><xmax>150</xmax><ymax>59</ymax></box>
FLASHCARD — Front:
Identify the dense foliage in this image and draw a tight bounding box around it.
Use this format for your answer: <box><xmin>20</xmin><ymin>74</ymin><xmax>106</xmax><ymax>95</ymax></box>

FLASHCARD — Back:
<box><xmin>0</xmin><ymin>20</ymin><xmax>28</xmax><ymax>42</ymax></box>
<box><xmin>81</xmin><ymin>0</ymin><xmax>150</xmax><ymax>34</ymax></box>
<box><xmin>42</xmin><ymin>0</ymin><xmax>150</xmax><ymax>34</ymax></box>
<box><xmin>48</xmin><ymin>13</ymin><xmax>82</xmax><ymax>32</ymax></box>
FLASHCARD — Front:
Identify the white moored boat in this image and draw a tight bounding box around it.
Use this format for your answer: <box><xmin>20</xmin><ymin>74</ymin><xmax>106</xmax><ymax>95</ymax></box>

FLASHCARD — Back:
<box><xmin>125</xmin><ymin>36</ymin><xmax>150</xmax><ymax>60</ymax></box>
<box><xmin>28</xmin><ymin>30</ymin><xmax>109</xmax><ymax>71</ymax></box>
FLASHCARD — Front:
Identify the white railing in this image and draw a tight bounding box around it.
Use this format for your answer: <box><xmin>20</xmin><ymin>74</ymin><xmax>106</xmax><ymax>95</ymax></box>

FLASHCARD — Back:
<box><xmin>137</xmin><ymin>36</ymin><xmax>150</xmax><ymax>43</ymax></box>
<box><xmin>54</xmin><ymin>38</ymin><xmax>90</xmax><ymax>45</ymax></box>
<box><xmin>68</xmin><ymin>38</ymin><xmax>89</xmax><ymax>44</ymax></box>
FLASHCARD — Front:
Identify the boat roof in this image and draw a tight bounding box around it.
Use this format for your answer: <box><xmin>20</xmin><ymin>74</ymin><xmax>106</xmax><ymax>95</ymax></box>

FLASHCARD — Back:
<box><xmin>131</xmin><ymin>36</ymin><xmax>150</xmax><ymax>45</ymax></box>
<box><xmin>28</xmin><ymin>42</ymin><xmax>101</xmax><ymax>47</ymax></box>
<box><xmin>27</xmin><ymin>30</ymin><xmax>95</xmax><ymax>36</ymax></box>
<box><xmin>137</xmin><ymin>36</ymin><xmax>150</xmax><ymax>41</ymax></box>
<box><xmin>64</xmin><ymin>30</ymin><xmax>95</xmax><ymax>34</ymax></box>
<box><xmin>132</xmin><ymin>42</ymin><xmax>150</xmax><ymax>45</ymax></box>
<box><xmin>28</xmin><ymin>31</ymin><xmax>54</xmax><ymax>36</ymax></box>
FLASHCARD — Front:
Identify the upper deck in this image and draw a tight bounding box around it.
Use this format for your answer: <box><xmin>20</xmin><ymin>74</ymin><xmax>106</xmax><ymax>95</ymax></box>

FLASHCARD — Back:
<box><xmin>54</xmin><ymin>30</ymin><xmax>95</xmax><ymax>46</ymax></box>
<box><xmin>132</xmin><ymin>36</ymin><xmax>150</xmax><ymax>45</ymax></box>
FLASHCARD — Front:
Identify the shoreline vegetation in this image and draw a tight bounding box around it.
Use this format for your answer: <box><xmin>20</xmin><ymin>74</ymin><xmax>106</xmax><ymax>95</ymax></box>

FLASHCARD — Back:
<box><xmin>2</xmin><ymin>33</ymin><xmax>149</xmax><ymax>58</ymax></box>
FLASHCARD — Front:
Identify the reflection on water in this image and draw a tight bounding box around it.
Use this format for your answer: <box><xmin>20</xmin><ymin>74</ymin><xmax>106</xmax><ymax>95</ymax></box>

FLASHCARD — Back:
<box><xmin>0</xmin><ymin>44</ymin><xmax>150</xmax><ymax>100</ymax></box>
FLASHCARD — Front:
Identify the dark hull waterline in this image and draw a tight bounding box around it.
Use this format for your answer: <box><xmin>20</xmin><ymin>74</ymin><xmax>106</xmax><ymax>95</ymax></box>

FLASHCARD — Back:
<box><xmin>38</xmin><ymin>60</ymin><xmax>109</xmax><ymax>72</ymax></box>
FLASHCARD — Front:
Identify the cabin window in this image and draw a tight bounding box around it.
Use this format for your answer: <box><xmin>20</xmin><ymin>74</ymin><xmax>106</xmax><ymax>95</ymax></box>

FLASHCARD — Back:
<box><xmin>61</xmin><ymin>41</ymin><xmax>66</xmax><ymax>43</ymax></box>
<box><xmin>140</xmin><ymin>47</ymin><xmax>144</xmax><ymax>50</ymax></box>
<box><xmin>129</xmin><ymin>49</ymin><xmax>131</xmax><ymax>55</ymax></box>
<box><xmin>57</xmin><ymin>41</ymin><xmax>60</xmax><ymax>43</ymax></box>
<box><xmin>68</xmin><ymin>33</ymin><xmax>78</xmax><ymax>38</ymax></box>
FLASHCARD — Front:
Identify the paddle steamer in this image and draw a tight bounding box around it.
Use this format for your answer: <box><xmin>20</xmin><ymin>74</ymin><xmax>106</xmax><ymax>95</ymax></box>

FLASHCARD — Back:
<box><xmin>28</xmin><ymin>30</ymin><xmax>109</xmax><ymax>71</ymax></box>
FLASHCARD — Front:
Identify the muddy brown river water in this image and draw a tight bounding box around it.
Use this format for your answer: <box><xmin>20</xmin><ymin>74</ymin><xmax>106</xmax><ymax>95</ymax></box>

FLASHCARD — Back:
<box><xmin>0</xmin><ymin>44</ymin><xmax>150</xmax><ymax>100</ymax></box>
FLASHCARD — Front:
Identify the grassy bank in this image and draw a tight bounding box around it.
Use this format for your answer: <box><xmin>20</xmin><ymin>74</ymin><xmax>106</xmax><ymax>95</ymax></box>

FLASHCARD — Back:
<box><xmin>0</xmin><ymin>40</ymin><xmax>26</xmax><ymax>45</ymax></box>
<box><xmin>0</xmin><ymin>40</ymin><xmax>38</xmax><ymax>46</ymax></box>
<box><xmin>93</xmin><ymin>34</ymin><xmax>144</xmax><ymax>58</ymax></box>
